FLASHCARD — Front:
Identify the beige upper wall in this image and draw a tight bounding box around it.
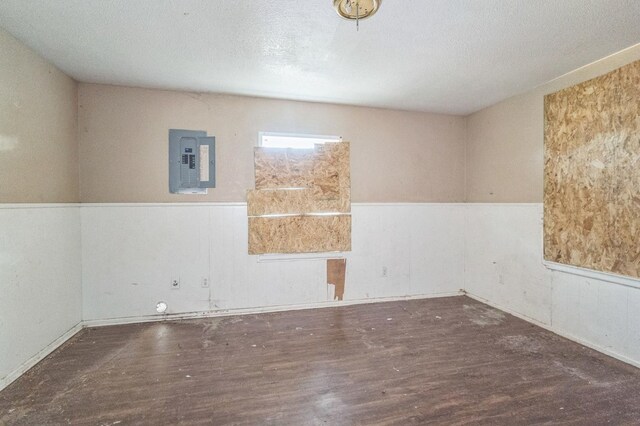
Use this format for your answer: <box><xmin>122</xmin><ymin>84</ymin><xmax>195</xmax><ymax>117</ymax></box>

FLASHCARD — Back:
<box><xmin>78</xmin><ymin>84</ymin><xmax>466</xmax><ymax>203</ymax></box>
<box><xmin>466</xmin><ymin>43</ymin><xmax>640</xmax><ymax>203</ymax></box>
<box><xmin>0</xmin><ymin>28</ymin><xmax>78</xmax><ymax>203</ymax></box>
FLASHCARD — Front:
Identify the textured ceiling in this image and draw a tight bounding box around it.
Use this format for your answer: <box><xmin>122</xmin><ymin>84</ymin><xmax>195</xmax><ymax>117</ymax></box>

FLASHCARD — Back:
<box><xmin>1</xmin><ymin>0</ymin><xmax>639</xmax><ymax>115</ymax></box>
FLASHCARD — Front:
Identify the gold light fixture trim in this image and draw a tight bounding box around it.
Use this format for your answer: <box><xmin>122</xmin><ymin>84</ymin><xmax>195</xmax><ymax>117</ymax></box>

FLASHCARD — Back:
<box><xmin>333</xmin><ymin>0</ymin><xmax>381</xmax><ymax>21</ymax></box>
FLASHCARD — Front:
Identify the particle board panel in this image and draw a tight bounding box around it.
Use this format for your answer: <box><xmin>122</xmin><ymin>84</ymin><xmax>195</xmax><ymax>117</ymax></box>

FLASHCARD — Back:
<box><xmin>254</xmin><ymin>142</ymin><xmax>350</xmax><ymax>197</ymax></box>
<box><xmin>327</xmin><ymin>258</ymin><xmax>347</xmax><ymax>301</ymax></box>
<box><xmin>544</xmin><ymin>59</ymin><xmax>640</xmax><ymax>278</ymax></box>
<box><xmin>249</xmin><ymin>142</ymin><xmax>351</xmax><ymax>255</ymax></box>
<box><xmin>612</xmin><ymin>66</ymin><xmax>640</xmax><ymax>276</ymax></box>
<box><xmin>311</xmin><ymin>141</ymin><xmax>350</xmax><ymax>199</ymax></box>
<box><xmin>254</xmin><ymin>148</ymin><xmax>315</xmax><ymax>190</ymax></box>
<box><xmin>248</xmin><ymin>215</ymin><xmax>351</xmax><ymax>255</ymax></box>
<box><xmin>246</xmin><ymin>188</ymin><xmax>351</xmax><ymax>216</ymax></box>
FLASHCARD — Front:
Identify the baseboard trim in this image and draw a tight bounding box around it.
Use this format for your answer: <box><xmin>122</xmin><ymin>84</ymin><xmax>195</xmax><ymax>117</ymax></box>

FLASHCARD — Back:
<box><xmin>0</xmin><ymin>322</ymin><xmax>84</xmax><ymax>392</ymax></box>
<box><xmin>464</xmin><ymin>292</ymin><xmax>640</xmax><ymax>370</ymax></box>
<box><xmin>83</xmin><ymin>291</ymin><xmax>463</xmax><ymax>327</ymax></box>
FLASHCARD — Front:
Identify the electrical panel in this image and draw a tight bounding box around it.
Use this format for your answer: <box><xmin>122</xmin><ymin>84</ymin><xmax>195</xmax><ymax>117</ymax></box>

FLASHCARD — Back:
<box><xmin>169</xmin><ymin>129</ymin><xmax>216</xmax><ymax>194</ymax></box>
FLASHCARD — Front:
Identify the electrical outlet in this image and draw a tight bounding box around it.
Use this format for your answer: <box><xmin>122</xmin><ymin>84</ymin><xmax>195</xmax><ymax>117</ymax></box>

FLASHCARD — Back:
<box><xmin>381</xmin><ymin>266</ymin><xmax>388</xmax><ymax>278</ymax></box>
<box><xmin>171</xmin><ymin>278</ymin><xmax>180</xmax><ymax>289</ymax></box>
<box><xmin>201</xmin><ymin>277</ymin><xmax>209</xmax><ymax>288</ymax></box>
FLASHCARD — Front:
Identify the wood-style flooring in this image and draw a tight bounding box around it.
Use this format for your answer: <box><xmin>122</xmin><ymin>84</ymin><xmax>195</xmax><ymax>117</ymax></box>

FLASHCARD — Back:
<box><xmin>1</xmin><ymin>296</ymin><xmax>640</xmax><ymax>425</ymax></box>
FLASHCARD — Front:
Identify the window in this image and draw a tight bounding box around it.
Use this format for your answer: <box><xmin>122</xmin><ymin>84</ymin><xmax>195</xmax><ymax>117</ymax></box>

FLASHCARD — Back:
<box><xmin>258</xmin><ymin>132</ymin><xmax>341</xmax><ymax>149</ymax></box>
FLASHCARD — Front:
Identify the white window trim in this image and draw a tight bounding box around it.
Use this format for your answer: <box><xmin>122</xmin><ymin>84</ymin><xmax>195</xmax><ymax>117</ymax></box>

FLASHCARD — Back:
<box><xmin>258</xmin><ymin>132</ymin><xmax>342</xmax><ymax>149</ymax></box>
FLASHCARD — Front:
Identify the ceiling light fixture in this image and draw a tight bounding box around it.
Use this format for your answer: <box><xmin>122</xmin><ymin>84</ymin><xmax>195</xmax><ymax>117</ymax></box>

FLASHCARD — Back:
<box><xmin>333</xmin><ymin>0</ymin><xmax>381</xmax><ymax>31</ymax></box>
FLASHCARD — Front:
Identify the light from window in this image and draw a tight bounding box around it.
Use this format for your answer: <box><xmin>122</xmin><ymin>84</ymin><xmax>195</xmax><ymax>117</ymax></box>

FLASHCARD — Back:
<box><xmin>259</xmin><ymin>132</ymin><xmax>341</xmax><ymax>149</ymax></box>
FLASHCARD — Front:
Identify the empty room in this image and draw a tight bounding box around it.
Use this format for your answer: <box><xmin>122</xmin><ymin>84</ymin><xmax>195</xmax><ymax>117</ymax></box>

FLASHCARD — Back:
<box><xmin>2</xmin><ymin>1</ymin><xmax>640</xmax><ymax>424</ymax></box>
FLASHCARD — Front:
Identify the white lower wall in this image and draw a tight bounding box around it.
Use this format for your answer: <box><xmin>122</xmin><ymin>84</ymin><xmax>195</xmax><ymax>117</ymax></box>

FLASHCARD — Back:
<box><xmin>81</xmin><ymin>203</ymin><xmax>466</xmax><ymax>322</ymax></box>
<box><xmin>465</xmin><ymin>203</ymin><xmax>640</xmax><ymax>367</ymax></box>
<box><xmin>0</xmin><ymin>205</ymin><xmax>82</xmax><ymax>389</ymax></box>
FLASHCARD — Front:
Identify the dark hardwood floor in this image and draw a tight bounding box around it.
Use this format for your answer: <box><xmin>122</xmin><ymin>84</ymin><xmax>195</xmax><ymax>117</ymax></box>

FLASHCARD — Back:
<box><xmin>1</xmin><ymin>296</ymin><xmax>640</xmax><ymax>425</ymax></box>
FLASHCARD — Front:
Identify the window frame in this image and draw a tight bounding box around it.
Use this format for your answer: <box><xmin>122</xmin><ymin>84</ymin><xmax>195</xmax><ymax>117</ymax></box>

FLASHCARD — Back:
<box><xmin>258</xmin><ymin>132</ymin><xmax>342</xmax><ymax>149</ymax></box>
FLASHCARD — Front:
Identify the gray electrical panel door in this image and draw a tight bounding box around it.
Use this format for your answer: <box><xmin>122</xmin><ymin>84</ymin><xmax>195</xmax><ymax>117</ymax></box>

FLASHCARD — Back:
<box><xmin>169</xmin><ymin>129</ymin><xmax>216</xmax><ymax>194</ymax></box>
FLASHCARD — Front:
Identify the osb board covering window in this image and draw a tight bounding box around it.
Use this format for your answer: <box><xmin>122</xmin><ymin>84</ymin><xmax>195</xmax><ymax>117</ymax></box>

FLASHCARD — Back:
<box><xmin>544</xmin><ymin>60</ymin><xmax>640</xmax><ymax>278</ymax></box>
<box><xmin>254</xmin><ymin>142</ymin><xmax>350</xmax><ymax>194</ymax></box>
<box><xmin>248</xmin><ymin>142</ymin><xmax>352</xmax><ymax>254</ymax></box>
<box><xmin>247</xmin><ymin>188</ymin><xmax>351</xmax><ymax>216</ymax></box>
<box><xmin>248</xmin><ymin>215</ymin><xmax>351</xmax><ymax>255</ymax></box>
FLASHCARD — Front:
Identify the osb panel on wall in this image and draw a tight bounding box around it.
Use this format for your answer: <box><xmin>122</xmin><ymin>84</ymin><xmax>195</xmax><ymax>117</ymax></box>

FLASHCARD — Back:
<box><xmin>544</xmin><ymin>59</ymin><xmax>640</xmax><ymax>278</ymax></box>
<box><xmin>327</xmin><ymin>258</ymin><xmax>347</xmax><ymax>301</ymax></box>
<box><xmin>246</xmin><ymin>188</ymin><xmax>351</xmax><ymax>216</ymax></box>
<box><xmin>248</xmin><ymin>142</ymin><xmax>352</xmax><ymax>255</ymax></box>
<box><xmin>254</xmin><ymin>148</ymin><xmax>315</xmax><ymax>190</ymax></box>
<box><xmin>254</xmin><ymin>142</ymin><xmax>350</xmax><ymax>196</ymax></box>
<box><xmin>248</xmin><ymin>215</ymin><xmax>351</xmax><ymax>255</ymax></box>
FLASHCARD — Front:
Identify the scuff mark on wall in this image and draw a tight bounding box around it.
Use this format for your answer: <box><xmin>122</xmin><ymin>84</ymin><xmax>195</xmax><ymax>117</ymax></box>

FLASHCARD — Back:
<box><xmin>0</xmin><ymin>135</ymin><xmax>18</xmax><ymax>151</ymax></box>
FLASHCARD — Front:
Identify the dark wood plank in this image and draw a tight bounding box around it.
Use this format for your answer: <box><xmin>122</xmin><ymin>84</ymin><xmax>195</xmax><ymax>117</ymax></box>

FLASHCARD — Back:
<box><xmin>1</xmin><ymin>296</ymin><xmax>640</xmax><ymax>425</ymax></box>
